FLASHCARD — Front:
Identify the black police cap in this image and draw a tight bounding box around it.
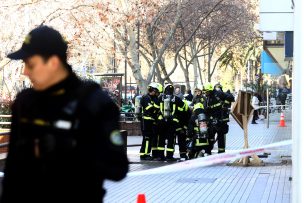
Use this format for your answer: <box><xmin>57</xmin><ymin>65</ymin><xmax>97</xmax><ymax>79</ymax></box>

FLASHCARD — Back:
<box><xmin>7</xmin><ymin>26</ymin><xmax>68</xmax><ymax>60</ymax></box>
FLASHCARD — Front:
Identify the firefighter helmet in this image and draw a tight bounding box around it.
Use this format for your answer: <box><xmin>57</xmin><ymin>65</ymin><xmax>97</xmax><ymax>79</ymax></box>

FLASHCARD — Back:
<box><xmin>203</xmin><ymin>82</ymin><xmax>214</xmax><ymax>92</ymax></box>
<box><xmin>156</xmin><ymin>83</ymin><xmax>163</xmax><ymax>93</ymax></box>
<box><xmin>148</xmin><ymin>82</ymin><xmax>159</xmax><ymax>92</ymax></box>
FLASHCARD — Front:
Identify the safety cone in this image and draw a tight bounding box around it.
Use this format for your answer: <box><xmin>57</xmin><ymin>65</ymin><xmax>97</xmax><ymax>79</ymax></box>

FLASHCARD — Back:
<box><xmin>137</xmin><ymin>194</ymin><xmax>146</xmax><ymax>203</ymax></box>
<box><xmin>279</xmin><ymin>112</ymin><xmax>286</xmax><ymax>127</ymax></box>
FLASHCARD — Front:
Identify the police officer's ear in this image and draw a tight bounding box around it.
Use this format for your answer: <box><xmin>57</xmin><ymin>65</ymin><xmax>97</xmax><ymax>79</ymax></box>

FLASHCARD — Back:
<box><xmin>45</xmin><ymin>55</ymin><xmax>63</xmax><ymax>71</ymax></box>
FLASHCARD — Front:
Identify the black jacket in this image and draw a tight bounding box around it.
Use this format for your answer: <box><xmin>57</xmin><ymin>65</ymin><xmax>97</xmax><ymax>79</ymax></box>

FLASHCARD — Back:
<box><xmin>191</xmin><ymin>94</ymin><xmax>205</xmax><ymax>106</ymax></box>
<box><xmin>205</xmin><ymin>90</ymin><xmax>234</xmax><ymax>120</ymax></box>
<box><xmin>140</xmin><ymin>94</ymin><xmax>158</xmax><ymax>120</ymax></box>
<box><xmin>184</xmin><ymin>93</ymin><xmax>193</xmax><ymax>102</ymax></box>
<box><xmin>157</xmin><ymin>94</ymin><xmax>184</xmax><ymax>121</ymax></box>
<box><xmin>1</xmin><ymin>73</ymin><xmax>129</xmax><ymax>203</ymax></box>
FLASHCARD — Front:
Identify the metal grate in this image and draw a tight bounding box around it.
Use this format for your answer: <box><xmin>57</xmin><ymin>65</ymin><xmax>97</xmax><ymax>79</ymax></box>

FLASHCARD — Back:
<box><xmin>176</xmin><ymin>178</ymin><xmax>217</xmax><ymax>184</ymax></box>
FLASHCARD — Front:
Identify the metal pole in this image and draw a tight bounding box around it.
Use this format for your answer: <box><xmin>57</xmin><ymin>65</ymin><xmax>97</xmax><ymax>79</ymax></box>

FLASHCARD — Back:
<box><xmin>124</xmin><ymin>29</ymin><xmax>127</xmax><ymax>104</ymax></box>
<box><xmin>293</xmin><ymin>0</ymin><xmax>304</xmax><ymax>202</ymax></box>
<box><xmin>266</xmin><ymin>88</ymin><xmax>269</xmax><ymax>129</ymax></box>
<box><xmin>137</xmin><ymin>22</ymin><xmax>140</xmax><ymax>62</ymax></box>
<box><xmin>130</xmin><ymin>77</ymin><xmax>132</xmax><ymax>100</ymax></box>
<box><xmin>113</xmin><ymin>36</ymin><xmax>116</xmax><ymax>73</ymax></box>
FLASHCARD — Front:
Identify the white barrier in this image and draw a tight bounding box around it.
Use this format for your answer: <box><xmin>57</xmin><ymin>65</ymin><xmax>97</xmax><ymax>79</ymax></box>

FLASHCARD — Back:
<box><xmin>128</xmin><ymin>139</ymin><xmax>292</xmax><ymax>177</ymax></box>
<box><xmin>0</xmin><ymin>140</ymin><xmax>292</xmax><ymax>179</ymax></box>
<box><xmin>258</xmin><ymin>105</ymin><xmax>291</xmax><ymax>109</ymax></box>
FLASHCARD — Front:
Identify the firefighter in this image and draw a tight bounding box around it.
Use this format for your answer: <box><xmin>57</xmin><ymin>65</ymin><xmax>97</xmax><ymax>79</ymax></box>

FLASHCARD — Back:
<box><xmin>151</xmin><ymin>83</ymin><xmax>163</xmax><ymax>159</ymax></box>
<box><xmin>139</xmin><ymin>82</ymin><xmax>162</xmax><ymax>160</ymax></box>
<box><xmin>191</xmin><ymin>84</ymin><xmax>205</xmax><ymax>106</ymax></box>
<box><xmin>175</xmin><ymin>98</ymin><xmax>192</xmax><ymax>160</ymax></box>
<box><xmin>187</xmin><ymin>102</ymin><xmax>210</xmax><ymax>159</ymax></box>
<box><xmin>214</xmin><ymin>83</ymin><xmax>234</xmax><ymax>123</ymax></box>
<box><xmin>203</xmin><ymin>82</ymin><xmax>234</xmax><ymax>154</ymax></box>
<box><xmin>156</xmin><ymin>84</ymin><xmax>184</xmax><ymax>161</ymax></box>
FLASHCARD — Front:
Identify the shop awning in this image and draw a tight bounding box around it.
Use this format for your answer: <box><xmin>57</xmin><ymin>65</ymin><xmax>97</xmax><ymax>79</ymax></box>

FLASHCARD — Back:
<box><xmin>261</xmin><ymin>50</ymin><xmax>283</xmax><ymax>75</ymax></box>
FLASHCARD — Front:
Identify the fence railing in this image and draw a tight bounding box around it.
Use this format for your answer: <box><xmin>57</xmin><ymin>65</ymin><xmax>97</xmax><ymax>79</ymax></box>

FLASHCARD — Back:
<box><xmin>0</xmin><ymin>115</ymin><xmax>11</xmax><ymax>151</ymax></box>
<box><xmin>120</xmin><ymin>112</ymin><xmax>138</xmax><ymax>122</ymax></box>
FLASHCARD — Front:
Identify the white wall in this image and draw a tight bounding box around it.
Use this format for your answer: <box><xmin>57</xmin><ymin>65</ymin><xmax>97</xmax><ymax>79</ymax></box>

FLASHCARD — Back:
<box><xmin>259</xmin><ymin>0</ymin><xmax>294</xmax><ymax>31</ymax></box>
<box><xmin>293</xmin><ymin>0</ymin><xmax>304</xmax><ymax>202</ymax></box>
<box><xmin>260</xmin><ymin>0</ymin><xmax>293</xmax><ymax>12</ymax></box>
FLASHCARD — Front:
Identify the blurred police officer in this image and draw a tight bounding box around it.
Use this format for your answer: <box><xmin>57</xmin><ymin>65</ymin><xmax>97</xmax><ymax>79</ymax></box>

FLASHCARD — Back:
<box><xmin>1</xmin><ymin>26</ymin><xmax>129</xmax><ymax>203</ymax></box>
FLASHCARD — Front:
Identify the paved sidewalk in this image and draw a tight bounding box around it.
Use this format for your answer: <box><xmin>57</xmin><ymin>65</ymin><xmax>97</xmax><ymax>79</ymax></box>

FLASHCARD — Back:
<box><xmin>104</xmin><ymin>110</ymin><xmax>292</xmax><ymax>203</ymax></box>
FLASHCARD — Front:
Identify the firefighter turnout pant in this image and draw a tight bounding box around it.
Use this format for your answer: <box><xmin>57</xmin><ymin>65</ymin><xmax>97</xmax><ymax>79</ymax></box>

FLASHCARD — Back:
<box><xmin>176</xmin><ymin>125</ymin><xmax>187</xmax><ymax>159</ymax></box>
<box><xmin>139</xmin><ymin>119</ymin><xmax>155</xmax><ymax>158</ymax></box>
<box><xmin>157</xmin><ymin>119</ymin><xmax>178</xmax><ymax>159</ymax></box>
<box><xmin>151</xmin><ymin>124</ymin><xmax>161</xmax><ymax>158</ymax></box>
<box><xmin>188</xmin><ymin>137</ymin><xmax>209</xmax><ymax>159</ymax></box>
<box><xmin>207</xmin><ymin>122</ymin><xmax>229</xmax><ymax>154</ymax></box>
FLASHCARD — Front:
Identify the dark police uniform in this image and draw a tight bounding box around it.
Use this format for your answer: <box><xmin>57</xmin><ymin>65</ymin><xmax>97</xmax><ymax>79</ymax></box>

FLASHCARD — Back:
<box><xmin>1</xmin><ymin>73</ymin><xmax>129</xmax><ymax>203</ymax></box>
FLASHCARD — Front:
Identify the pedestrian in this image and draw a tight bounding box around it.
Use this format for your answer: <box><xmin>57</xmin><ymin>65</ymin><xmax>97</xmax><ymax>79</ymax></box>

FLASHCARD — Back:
<box><xmin>278</xmin><ymin>86</ymin><xmax>289</xmax><ymax>110</ymax></box>
<box><xmin>174</xmin><ymin>86</ymin><xmax>184</xmax><ymax>100</ymax></box>
<box><xmin>251</xmin><ymin>92</ymin><xmax>260</xmax><ymax>124</ymax></box>
<box><xmin>113</xmin><ymin>89</ymin><xmax>122</xmax><ymax>107</ymax></box>
<box><xmin>1</xmin><ymin>26</ymin><xmax>129</xmax><ymax>203</ymax></box>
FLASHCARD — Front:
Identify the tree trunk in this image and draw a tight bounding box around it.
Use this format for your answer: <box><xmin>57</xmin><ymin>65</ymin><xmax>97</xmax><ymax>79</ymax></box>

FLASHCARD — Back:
<box><xmin>190</xmin><ymin>40</ymin><xmax>199</xmax><ymax>89</ymax></box>
<box><xmin>197</xmin><ymin>55</ymin><xmax>203</xmax><ymax>86</ymax></box>
<box><xmin>127</xmin><ymin>26</ymin><xmax>147</xmax><ymax>94</ymax></box>
<box><xmin>146</xmin><ymin>0</ymin><xmax>182</xmax><ymax>83</ymax></box>
<box><xmin>184</xmin><ymin>69</ymin><xmax>191</xmax><ymax>90</ymax></box>
<box><xmin>178</xmin><ymin>54</ymin><xmax>191</xmax><ymax>90</ymax></box>
<box><xmin>159</xmin><ymin>59</ymin><xmax>172</xmax><ymax>84</ymax></box>
<box><xmin>207</xmin><ymin>44</ymin><xmax>212</xmax><ymax>82</ymax></box>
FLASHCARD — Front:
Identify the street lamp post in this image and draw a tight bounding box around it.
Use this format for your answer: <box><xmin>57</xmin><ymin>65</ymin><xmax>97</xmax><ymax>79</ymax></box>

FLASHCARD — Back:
<box><xmin>124</xmin><ymin>28</ymin><xmax>127</xmax><ymax>103</ymax></box>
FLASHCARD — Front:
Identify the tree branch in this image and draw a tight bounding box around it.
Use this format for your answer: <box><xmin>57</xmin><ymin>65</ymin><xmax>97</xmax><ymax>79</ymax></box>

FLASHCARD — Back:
<box><xmin>146</xmin><ymin>0</ymin><xmax>182</xmax><ymax>83</ymax></box>
<box><xmin>163</xmin><ymin>0</ymin><xmax>226</xmax><ymax>80</ymax></box>
<box><xmin>0</xmin><ymin>0</ymin><xmax>43</xmax><ymax>8</ymax></box>
<box><xmin>210</xmin><ymin>43</ymin><xmax>238</xmax><ymax>76</ymax></box>
<box><xmin>40</xmin><ymin>4</ymin><xmax>95</xmax><ymax>25</ymax></box>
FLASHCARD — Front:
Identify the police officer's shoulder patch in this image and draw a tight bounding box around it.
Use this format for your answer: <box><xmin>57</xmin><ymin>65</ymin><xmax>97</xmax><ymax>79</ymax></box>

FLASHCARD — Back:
<box><xmin>24</xmin><ymin>34</ymin><xmax>31</xmax><ymax>44</ymax></box>
<box><xmin>110</xmin><ymin>130</ymin><xmax>124</xmax><ymax>146</ymax></box>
